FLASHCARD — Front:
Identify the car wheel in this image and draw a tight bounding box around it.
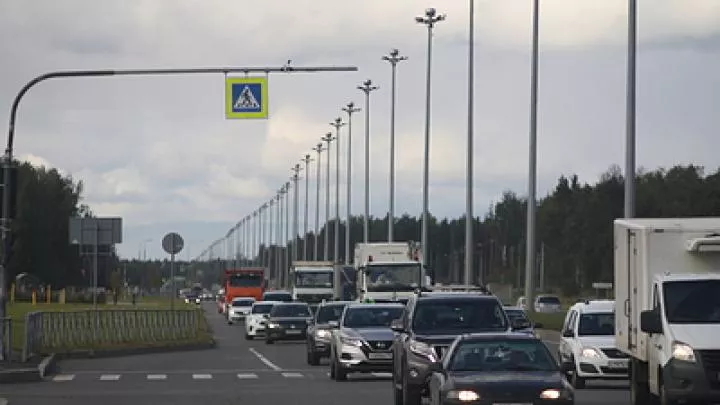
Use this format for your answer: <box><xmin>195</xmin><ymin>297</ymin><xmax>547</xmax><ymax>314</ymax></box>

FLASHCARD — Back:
<box><xmin>402</xmin><ymin>370</ymin><xmax>422</xmax><ymax>405</ymax></box>
<box><xmin>570</xmin><ymin>360</ymin><xmax>586</xmax><ymax>389</ymax></box>
<box><xmin>329</xmin><ymin>351</ymin><xmax>336</xmax><ymax>379</ymax></box>
<box><xmin>244</xmin><ymin>333</ymin><xmax>252</xmax><ymax>340</ymax></box>
<box><xmin>307</xmin><ymin>346</ymin><xmax>320</xmax><ymax>366</ymax></box>
<box><xmin>334</xmin><ymin>356</ymin><xmax>347</xmax><ymax>381</ymax></box>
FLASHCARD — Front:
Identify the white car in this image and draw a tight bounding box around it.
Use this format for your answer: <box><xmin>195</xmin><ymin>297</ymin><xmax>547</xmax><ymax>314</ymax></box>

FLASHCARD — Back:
<box><xmin>227</xmin><ymin>297</ymin><xmax>255</xmax><ymax>324</ymax></box>
<box><xmin>245</xmin><ymin>301</ymin><xmax>279</xmax><ymax>340</ymax></box>
<box><xmin>558</xmin><ymin>299</ymin><xmax>629</xmax><ymax>388</ymax></box>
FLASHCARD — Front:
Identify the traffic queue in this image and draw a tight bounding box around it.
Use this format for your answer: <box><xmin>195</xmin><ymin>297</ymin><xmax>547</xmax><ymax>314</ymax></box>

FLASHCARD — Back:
<box><xmin>215</xmin><ymin>286</ymin><xmax>629</xmax><ymax>405</ymax></box>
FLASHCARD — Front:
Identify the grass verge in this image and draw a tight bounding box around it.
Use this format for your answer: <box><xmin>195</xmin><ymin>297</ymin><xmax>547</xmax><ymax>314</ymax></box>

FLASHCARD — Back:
<box><xmin>527</xmin><ymin>311</ymin><xmax>566</xmax><ymax>331</ymax></box>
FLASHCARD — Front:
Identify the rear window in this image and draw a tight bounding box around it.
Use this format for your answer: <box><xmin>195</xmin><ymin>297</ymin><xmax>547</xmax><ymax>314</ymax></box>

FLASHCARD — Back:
<box><xmin>270</xmin><ymin>304</ymin><xmax>311</xmax><ymax>317</ymax></box>
<box><xmin>412</xmin><ymin>299</ymin><xmax>508</xmax><ymax>334</ymax></box>
<box><xmin>263</xmin><ymin>292</ymin><xmax>293</xmax><ymax>302</ymax></box>
<box><xmin>251</xmin><ymin>303</ymin><xmax>274</xmax><ymax>314</ymax></box>
<box><xmin>316</xmin><ymin>304</ymin><xmax>347</xmax><ymax>323</ymax></box>
<box><xmin>232</xmin><ymin>299</ymin><xmax>254</xmax><ymax>307</ymax></box>
<box><xmin>537</xmin><ymin>296</ymin><xmax>561</xmax><ymax>305</ymax></box>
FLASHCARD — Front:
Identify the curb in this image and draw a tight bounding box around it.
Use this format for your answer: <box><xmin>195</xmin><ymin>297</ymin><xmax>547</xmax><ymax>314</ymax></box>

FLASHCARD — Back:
<box><xmin>0</xmin><ymin>354</ymin><xmax>55</xmax><ymax>384</ymax></box>
<box><xmin>54</xmin><ymin>339</ymin><xmax>216</xmax><ymax>360</ymax></box>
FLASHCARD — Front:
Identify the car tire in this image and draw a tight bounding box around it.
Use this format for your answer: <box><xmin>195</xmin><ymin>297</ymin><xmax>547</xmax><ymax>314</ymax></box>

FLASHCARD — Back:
<box><xmin>402</xmin><ymin>371</ymin><xmax>422</xmax><ymax>405</ymax></box>
<box><xmin>570</xmin><ymin>360</ymin><xmax>586</xmax><ymax>389</ymax></box>
<box><xmin>334</xmin><ymin>356</ymin><xmax>347</xmax><ymax>381</ymax></box>
<box><xmin>245</xmin><ymin>333</ymin><xmax>252</xmax><ymax>340</ymax></box>
<box><xmin>307</xmin><ymin>347</ymin><xmax>320</xmax><ymax>366</ymax></box>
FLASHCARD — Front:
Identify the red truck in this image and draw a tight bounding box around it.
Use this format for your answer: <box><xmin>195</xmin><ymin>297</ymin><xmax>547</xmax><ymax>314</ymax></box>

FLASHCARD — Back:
<box><xmin>222</xmin><ymin>268</ymin><xmax>267</xmax><ymax>308</ymax></box>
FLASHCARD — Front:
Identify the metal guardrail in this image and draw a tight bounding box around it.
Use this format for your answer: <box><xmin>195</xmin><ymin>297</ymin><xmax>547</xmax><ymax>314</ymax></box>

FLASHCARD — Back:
<box><xmin>23</xmin><ymin>309</ymin><xmax>202</xmax><ymax>361</ymax></box>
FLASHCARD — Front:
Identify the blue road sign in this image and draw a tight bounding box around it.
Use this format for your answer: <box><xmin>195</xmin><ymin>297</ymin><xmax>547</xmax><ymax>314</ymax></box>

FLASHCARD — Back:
<box><xmin>225</xmin><ymin>76</ymin><xmax>269</xmax><ymax>119</ymax></box>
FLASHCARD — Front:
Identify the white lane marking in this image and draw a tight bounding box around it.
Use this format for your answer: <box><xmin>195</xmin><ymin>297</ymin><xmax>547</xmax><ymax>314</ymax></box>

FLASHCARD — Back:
<box><xmin>146</xmin><ymin>374</ymin><xmax>167</xmax><ymax>380</ymax></box>
<box><xmin>248</xmin><ymin>347</ymin><xmax>283</xmax><ymax>371</ymax></box>
<box><xmin>99</xmin><ymin>374</ymin><xmax>121</xmax><ymax>381</ymax></box>
<box><xmin>52</xmin><ymin>374</ymin><xmax>75</xmax><ymax>381</ymax></box>
<box><xmin>371</xmin><ymin>372</ymin><xmax>393</xmax><ymax>378</ymax></box>
<box><xmin>281</xmin><ymin>372</ymin><xmax>304</xmax><ymax>378</ymax></box>
<box><xmin>237</xmin><ymin>373</ymin><xmax>259</xmax><ymax>379</ymax></box>
<box><xmin>192</xmin><ymin>374</ymin><xmax>213</xmax><ymax>380</ymax></box>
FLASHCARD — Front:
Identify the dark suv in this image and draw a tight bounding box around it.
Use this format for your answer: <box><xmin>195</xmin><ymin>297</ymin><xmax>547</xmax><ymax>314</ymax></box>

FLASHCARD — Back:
<box><xmin>306</xmin><ymin>301</ymin><xmax>350</xmax><ymax>365</ymax></box>
<box><xmin>390</xmin><ymin>292</ymin><xmax>512</xmax><ymax>405</ymax></box>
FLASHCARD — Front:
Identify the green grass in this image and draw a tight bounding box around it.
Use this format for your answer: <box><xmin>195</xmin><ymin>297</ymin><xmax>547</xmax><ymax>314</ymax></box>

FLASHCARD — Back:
<box><xmin>527</xmin><ymin>311</ymin><xmax>567</xmax><ymax>331</ymax></box>
<box><xmin>6</xmin><ymin>300</ymin><xmax>204</xmax><ymax>353</ymax></box>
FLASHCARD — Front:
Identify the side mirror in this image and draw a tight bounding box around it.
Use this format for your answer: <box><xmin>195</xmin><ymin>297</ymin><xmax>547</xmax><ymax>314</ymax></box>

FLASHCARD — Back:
<box><xmin>640</xmin><ymin>309</ymin><xmax>663</xmax><ymax>334</ymax></box>
<box><xmin>390</xmin><ymin>319</ymin><xmax>404</xmax><ymax>333</ymax></box>
<box><xmin>562</xmin><ymin>329</ymin><xmax>574</xmax><ymax>338</ymax></box>
<box><xmin>534</xmin><ymin>322</ymin><xmax>544</xmax><ymax>329</ymax></box>
<box><xmin>328</xmin><ymin>320</ymin><xmax>339</xmax><ymax>328</ymax></box>
<box><xmin>428</xmin><ymin>361</ymin><xmax>443</xmax><ymax>373</ymax></box>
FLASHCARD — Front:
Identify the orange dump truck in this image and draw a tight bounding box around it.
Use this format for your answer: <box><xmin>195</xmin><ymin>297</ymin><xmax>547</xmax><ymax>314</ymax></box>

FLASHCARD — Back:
<box><xmin>222</xmin><ymin>268</ymin><xmax>267</xmax><ymax>308</ymax></box>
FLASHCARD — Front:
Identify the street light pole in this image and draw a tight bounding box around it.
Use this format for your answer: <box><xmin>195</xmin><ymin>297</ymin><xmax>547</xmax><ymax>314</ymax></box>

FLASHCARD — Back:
<box><xmin>268</xmin><ymin>199</ymin><xmax>274</xmax><ymax>273</ymax></box>
<box><xmin>342</xmin><ymin>102</ymin><xmax>361</xmax><ymax>265</ymax></box>
<box><xmin>330</xmin><ymin>118</ymin><xmax>345</xmax><ymax>263</ymax></box>
<box><xmin>357</xmin><ymin>80</ymin><xmax>379</xmax><ymax>244</ymax></box>
<box><xmin>624</xmin><ymin>0</ymin><xmax>637</xmax><ymax>218</ymax></box>
<box><xmin>284</xmin><ymin>180</ymin><xmax>291</xmax><ymax>287</ymax></box>
<box><xmin>382</xmin><ymin>49</ymin><xmax>407</xmax><ymax>242</ymax></box>
<box><xmin>321</xmin><ymin>132</ymin><xmax>335</xmax><ymax>261</ymax></box>
<box><xmin>416</xmin><ymin>8</ymin><xmax>445</xmax><ymax>263</ymax></box>
<box><xmin>524</xmin><ymin>0</ymin><xmax>540</xmax><ymax>312</ymax></box>
<box><xmin>301</xmin><ymin>154</ymin><xmax>313</xmax><ymax>260</ymax></box>
<box><xmin>291</xmin><ymin>164</ymin><xmax>302</xmax><ymax>264</ymax></box>
<box><xmin>312</xmin><ymin>143</ymin><xmax>325</xmax><ymax>260</ymax></box>
<box><xmin>464</xmin><ymin>0</ymin><xmax>475</xmax><ymax>286</ymax></box>
<box><xmin>275</xmin><ymin>192</ymin><xmax>281</xmax><ymax>279</ymax></box>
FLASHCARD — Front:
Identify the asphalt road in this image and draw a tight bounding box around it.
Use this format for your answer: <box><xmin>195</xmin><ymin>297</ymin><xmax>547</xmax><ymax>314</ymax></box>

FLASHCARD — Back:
<box><xmin>0</xmin><ymin>302</ymin><xmax>630</xmax><ymax>405</ymax></box>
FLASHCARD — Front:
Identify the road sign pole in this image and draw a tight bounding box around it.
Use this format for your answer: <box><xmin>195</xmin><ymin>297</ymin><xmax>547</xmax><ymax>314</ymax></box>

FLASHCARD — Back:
<box><xmin>170</xmin><ymin>251</ymin><xmax>175</xmax><ymax>311</ymax></box>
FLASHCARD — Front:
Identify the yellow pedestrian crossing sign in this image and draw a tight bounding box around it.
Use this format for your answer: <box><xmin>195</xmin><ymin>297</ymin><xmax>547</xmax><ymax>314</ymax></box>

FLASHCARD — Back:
<box><xmin>225</xmin><ymin>77</ymin><xmax>268</xmax><ymax>119</ymax></box>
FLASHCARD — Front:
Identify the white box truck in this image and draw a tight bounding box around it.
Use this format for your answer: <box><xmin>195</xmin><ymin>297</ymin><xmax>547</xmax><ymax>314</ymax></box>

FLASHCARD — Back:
<box><xmin>289</xmin><ymin>261</ymin><xmax>335</xmax><ymax>303</ymax></box>
<box><xmin>614</xmin><ymin>218</ymin><xmax>720</xmax><ymax>405</ymax></box>
<box><xmin>354</xmin><ymin>242</ymin><xmax>429</xmax><ymax>303</ymax></box>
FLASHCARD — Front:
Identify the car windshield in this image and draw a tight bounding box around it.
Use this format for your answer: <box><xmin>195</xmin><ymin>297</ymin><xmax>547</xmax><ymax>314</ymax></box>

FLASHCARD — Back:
<box><xmin>663</xmin><ymin>280</ymin><xmax>720</xmax><ymax>324</ymax></box>
<box><xmin>342</xmin><ymin>306</ymin><xmax>403</xmax><ymax>328</ymax></box>
<box><xmin>366</xmin><ymin>264</ymin><xmax>421</xmax><ymax>292</ymax></box>
<box><xmin>264</xmin><ymin>293</ymin><xmax>292</xmax><ymax>302</ymax></box>
<box><xmin>577</xmin><ymin>313</ymin><xmax>615</xmax><ymax>336</ymax></box>
<box><xmin>270</xmin><ymin>304</ymin><xmax>311</xmax><ymax>318</ymax></box>
<box><xmin>448</xmin><ymin>339</ymin><xmax>558</xmax><ymax>372</ymax></box>
<box><xmin>316</xmin><ymin>304</ymin><xmax>347</xmax><ymax>323</ymax></box>
<box><xmin>412</xmin><ymin>300</ymin><xmax>508</xmax><ymax>334</ymax></box>
<box><xmin>251</xmin><ymin>304</ymin><xmax>274</xmax><ymax>314</ymax></box>
<box><xmin>294</xmin><ymin>271</ymin><xmax>333</xmax><ymax>288</ymax></box>
<box><xmin>537</xmin><ymin>296</ymin><xmax>561</xmax><ymax>305</ymax></box>
<box><xmin>228</xmin><ymin>273</ymin><xmax>263</xmax><ymax>287</ymax></box>
<box><xmin>232</xmin><ymin>299</ymin><xmax>254</xmax><ymax>307</ymax></box>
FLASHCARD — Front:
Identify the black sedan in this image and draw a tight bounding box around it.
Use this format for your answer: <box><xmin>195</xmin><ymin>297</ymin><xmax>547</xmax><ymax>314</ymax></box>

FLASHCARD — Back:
<box><xmin>264</xmin><ymin>302</ymin><xmax>313</xmax><ymax>344</ymax></box>
<box><xmin>427</xmin><ymin>333</ymin><xmax>574</xmax><ymax>405</ymax></box>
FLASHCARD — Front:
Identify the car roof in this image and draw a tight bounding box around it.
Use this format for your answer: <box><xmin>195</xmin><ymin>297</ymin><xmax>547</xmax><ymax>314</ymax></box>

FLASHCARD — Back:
<box><xmin>232</xmin><ymin>297</ymin><xmax>255</xmax><ymax>301</ymax></box>
<box><xmin>264</xmin><ymin>290</ymin><xmax>291</xmax><ymax>294</ymax></box>
<box><xmin>570</xmin><ymin>299</ymin><xmax>615</xmax><ymax>314</ymax></box>
<box><xmin>460</xmin><ymin>332</ymin><xmax>540</xmax><ymax>342</ymax></box>
<box><xmin>318</xmin><ymin>301</ymin><xmax>351</xmax><ymax>307</ymax></box>
<box><xmin>503</xmin><ymin>306</ymin><xmax>525</xmax><ymax>311</ymax></box>
<box><xmin>252</xmin><ymin>300</ymin><xmax>281</xmax><ymax>305</ymax></box>
<box><xmin>416</xmin><ymin>293</ymin><xmax>498</xmax><ymax>302</ymax></box>
<box><xmin>273</xmin><ymin>301</ymin><xmax>309</xmax><ymax>306</ymax></box>
<box><xmin>346</xmin><ymin>302</ymin><xmax>405</xmax><ymax>309</ymax></box>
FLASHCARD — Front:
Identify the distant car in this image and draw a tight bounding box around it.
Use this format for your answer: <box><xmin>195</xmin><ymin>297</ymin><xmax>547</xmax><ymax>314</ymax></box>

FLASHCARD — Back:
<box><xmin>245</xmin><ymin>301</ymin><xmax>279</xmax><ymax>340</ymax></box>
<box><xmin>427</xmin><ymin>333</ymin><xmax>574</xmax><ymax>405</ymax></box>
<box><xmin>306</xmin><ymin>301</ymin><xmax>350</xmax><ymax>365</ymax></box>
<box><xmin>184</xmin><ymin>294</ymin><xmax>201</xmax><ymax>305</ymax></box>
<box><xmin>262</xmin><ymin>290</ymin><xmax>293</xmax><ymax>302</ymax></box>
<box><xmin>503</xmin><ymin>306</ymin><xmax>543</xmax><ymax>337</ymax></box>
<box><xmin>264</xmin><ymin>302</ymin><xmax>313</xmax><ymax>344</ymax></box>
<box><xmin>535</xmin><ymin>294</ymin><xmax>563</xmax><ymax>313</ymax></box>
<box><xmin>227</xmin><ymin>297</ymin><xmax>255</xmax><ymax>324</ymax></box>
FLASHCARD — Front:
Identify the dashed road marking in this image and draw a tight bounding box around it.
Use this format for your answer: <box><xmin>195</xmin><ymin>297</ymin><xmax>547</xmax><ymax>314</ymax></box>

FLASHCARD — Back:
<box><xmin>237</xmin><ymin>373</ymin><xmax>259</xmax><ymax>379</ymax></box>
<box><xmin>192</xmin><ymin>374</ymin><xmax>213</xmax><ymax>380</ymax></box>
<box><xmin>49</xmin><ymin>371</ymin><xmax>320</xmax><ymax>382</ymax></box>
<box><xmin>99</xmin><ymin>374</ymin><xmax>121</xmax><ymax>381</ymax></box>
<box><xmin>281</xmin><ymin>372</ymin><xmax>303</xmax><ymax>378</ymax></box>
<box><xmin>146</xmin><ymin>374</ymin><xmax>167</xmax><ymax>380</ymax></box>
<box><xmin>52</xmin><ymin>374</ymin><xmax>75</xmax><ymax>381</ymax></box>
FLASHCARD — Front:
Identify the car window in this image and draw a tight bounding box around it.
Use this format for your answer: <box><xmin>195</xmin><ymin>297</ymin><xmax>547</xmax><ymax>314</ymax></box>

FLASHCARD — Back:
<box><xmin>342</xmin><ymin>307</ymin><xmax>403</xmax><ymax>328</ymax></box>
<box><xmin>270</xmin><ymin>304</ymin><xmax>311</xmax><ymax>317</ymax></box>
<box><xmin>232</xmin><ymin>299</ymin><xmax>255</xmax><ymax>307</ymax></box>
<box><xmin>577</xmin><ymin>313</ymin><xmax>615</xmax><ymax>336</ymax></box>
<box><xmin>448</xmin><ymin>339</ymin><xmax>557</xmax><ymax>372</ymax></box>
<box><xmin>412</xmin><ymin>300</ymin><xmax>508</xmax><ymax>334</ymax></box>
<box><xmin>251</xmin><ymin>303</ymin><xmax>274</xmax><ymax>314</ymax></box>
<box><xmin>316</xmin><ymin>304</ymin><xmax>347</xmax><ymax>323</ymax></box>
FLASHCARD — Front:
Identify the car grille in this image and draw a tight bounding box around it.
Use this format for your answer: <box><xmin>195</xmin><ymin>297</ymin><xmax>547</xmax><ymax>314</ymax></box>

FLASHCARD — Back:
<box><xmin>699</xmin><ymin>350</ymin><xmax>720</xmax><ymax>389</ymax></box>
<box><xmin>367</xmin><ymin>340</ymin><xmax>392</xmax><ymax>351</ymax></box>
<box><xmin>276</xmin><ymin>320</ymin><xmax>306</xmax><ymax>329</ymax></box>
<box><xmin>601</xmin><ymin>348</ymin><xmax>629</xmax><ymax>359</ymax></box>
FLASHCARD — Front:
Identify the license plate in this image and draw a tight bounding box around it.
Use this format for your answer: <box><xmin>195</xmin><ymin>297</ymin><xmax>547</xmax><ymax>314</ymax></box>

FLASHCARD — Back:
<box><xmin>368</xmin><ymin>352</ymin><xmax>392</xmax><ymax>360</ymax></box>
<box><xmin>607</xmin><ymin>360</ymin><xmax>626</xmax><ymax>368</ymax></box>
<box><xmin>286</xmin><ymin>330</ymin><xmax>302</xmax><ymax>335</ymax></box>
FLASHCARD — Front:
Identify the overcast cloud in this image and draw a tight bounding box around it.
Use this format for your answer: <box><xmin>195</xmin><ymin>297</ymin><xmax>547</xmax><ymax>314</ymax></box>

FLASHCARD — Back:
<box><xmin>1</xmin><ymin>0</ymin><xmax>719</xmax><ymax>259</ymax></box>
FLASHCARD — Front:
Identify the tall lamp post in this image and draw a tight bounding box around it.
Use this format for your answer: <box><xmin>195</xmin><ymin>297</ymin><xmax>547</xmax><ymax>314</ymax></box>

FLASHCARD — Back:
<box><xmin>415</xmin><ymin>8</ymin><xmax>445</xmax><ymax>263</ymax></box>
<box><xmin>330</xmin><ymin>118</ymin><xmax>345</xmax><ymax>262</ymax></box>
<box><xmin>321</xmin><ymin>132</ymin><xmax>335</xmax><ymax>260</ymax></box>
<box><xmin>382</xmin><ymin>49</ymin><xmax>407</xmax><ymax>242</ymax></box>
<box><xmin>342</xmin><ymin>102</ymin><xmax>361</xmax><ymax>265</ymax></box>
<box><xmin>464</xmin><ymin>0</ymin><xmax>475</xmax><ymax>285</ymax></box>
<box><xmin>301</xmin><ymin>154</ymin><xmax>313</xmax><ymax>260</ymax></box>
<box><xmin>291</xmin><ymin>164</ymin><xmax>302</xmax><ymax>263</ymax></box>
<box><xmin>312</xmin><ymin>143</ymin><xmax>326</xmax><ymax>260</ymax></box>
<box><xmin>357</xmin><ymin>79</ymin><xmax>378</xmax><ymax>244</ymax></box>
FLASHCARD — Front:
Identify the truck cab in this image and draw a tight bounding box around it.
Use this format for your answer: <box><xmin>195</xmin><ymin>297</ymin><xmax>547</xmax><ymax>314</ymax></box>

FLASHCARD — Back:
<box><xmin>289</xmin><ymin>261</ymin><xmax>335</xmax><ymax>303</ymax></box>
<box><xmin>614</xmin><ymin>218</ymin><xmax>720</xmax><ymax>405</ymax></box>
<box><xmin>354</xmin><ymin>242</ymin><xmax>427</xmax><ymax>303</ymax></box>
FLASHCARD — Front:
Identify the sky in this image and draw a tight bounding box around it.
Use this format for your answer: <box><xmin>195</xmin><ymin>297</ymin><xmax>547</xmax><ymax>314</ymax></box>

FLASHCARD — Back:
<box><xmin>1</xmin><ymin>0</ymin><xmax>720</xmax><ymax>260</ymax></box>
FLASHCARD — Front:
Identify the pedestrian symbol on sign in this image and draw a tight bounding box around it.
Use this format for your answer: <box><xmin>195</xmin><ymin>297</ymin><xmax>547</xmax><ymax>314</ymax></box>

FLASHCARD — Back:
<box><xmin>234</xmin><ymin>86</ymin><xmax>260</xmax><ymax>109</ymax></box>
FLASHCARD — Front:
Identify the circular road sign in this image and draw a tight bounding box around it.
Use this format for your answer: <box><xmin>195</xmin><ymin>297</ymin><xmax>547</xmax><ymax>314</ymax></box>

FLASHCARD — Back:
<box><xmin>162</xmin><ymin>232</ymin><xmax>184</xmax><ymax>255</ymax></box>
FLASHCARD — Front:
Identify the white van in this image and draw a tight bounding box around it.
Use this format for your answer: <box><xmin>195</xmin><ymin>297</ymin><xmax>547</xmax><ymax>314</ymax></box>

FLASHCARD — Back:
<box><xmin>558</xmin><ymin>299</ymin><xmax>629</xmax><ymax>388</ymax></box>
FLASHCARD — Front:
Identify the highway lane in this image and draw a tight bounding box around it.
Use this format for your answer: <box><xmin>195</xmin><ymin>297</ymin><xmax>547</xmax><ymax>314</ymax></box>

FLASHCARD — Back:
<box><xmin>0</xmin><ymin>302</ymin><xmax>630</xmax><ymax>405</ymax></box>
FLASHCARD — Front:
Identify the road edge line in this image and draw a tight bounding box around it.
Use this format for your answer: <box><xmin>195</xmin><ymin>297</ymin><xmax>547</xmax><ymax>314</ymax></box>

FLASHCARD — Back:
<box><xmin>248</xmin><ymin>347</ymin><xmax>283</xmax><ymax>371</ymax></box>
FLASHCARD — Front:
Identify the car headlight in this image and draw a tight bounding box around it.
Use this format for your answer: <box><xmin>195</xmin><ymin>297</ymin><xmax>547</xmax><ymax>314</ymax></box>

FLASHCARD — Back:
<box><xmin>340</xmin><ymin>335</ymin><xmax>363</xmax><ymax>347</ymax></box>
<box><xmin>581</xmin><ymin>347</ymin><xmax>602</xmax><ymax>358</ymax></box>
<box><xmin>672</xmin><ymin>341</ymin><xmax>696</xmax><ymax>363</ymax></box>
<box><xmin>267</xmin><ymin>322</ymin><xmax>279</xmax><ymax>329</ymax></box>
<box><xmin>540</xmin><ymin>388</ymin><xmax>572</xmax><ymax>400</ymax></box>
<box><xmin>408</xmin><ymin>340</ymin><xmax>438</xmax><ymax>362</ymax></box>
<box><xmin>315</xmin><ymin>329</ymin><xmax>331</xmax><ymax>339</ymax></box>
<box><xmin>184</xmin><ymin>298</ymin><xmax>189</xmax><ymax>304</ymax></box>
<box><xmin>447</xmin><ymin>390</ymin><xmax>480</xmax><ymax>401</ymax></box>
<box><xmin>195</xmin><ymin>298</ymin><xmax>200</xmax><ymax>303</ymax></box>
